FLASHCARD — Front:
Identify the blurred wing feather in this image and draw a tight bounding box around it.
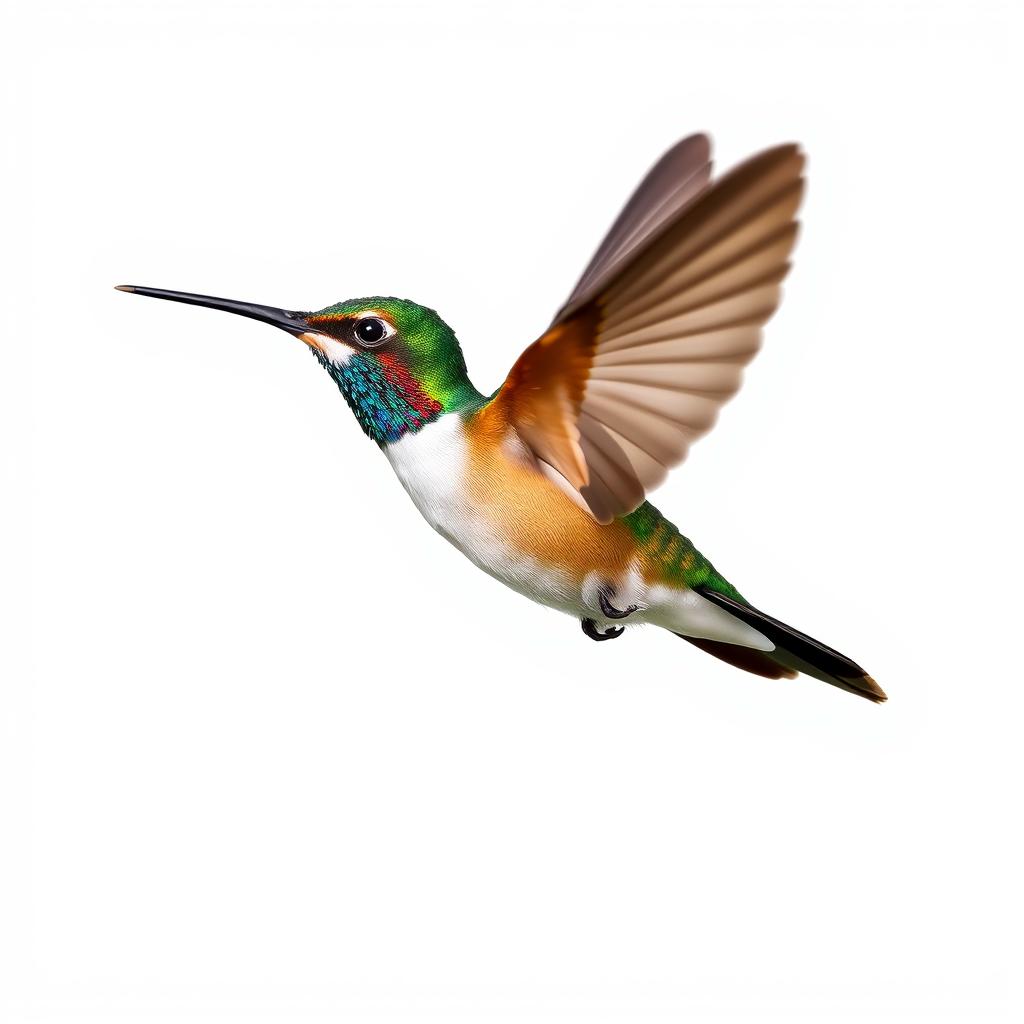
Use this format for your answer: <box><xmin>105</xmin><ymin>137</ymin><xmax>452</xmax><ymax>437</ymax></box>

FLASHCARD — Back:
<box><xmin>558</xmin><ymin>133</ymin><xmax>713</xmax><ymax>319</ymax></box>
<box><xmin>494</xmin><ymin>139</ymin><xmax>805</xmax><ymax>523</ymax></box>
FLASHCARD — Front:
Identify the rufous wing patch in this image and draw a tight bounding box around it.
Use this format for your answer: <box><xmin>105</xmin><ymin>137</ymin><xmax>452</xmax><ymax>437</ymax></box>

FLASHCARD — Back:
<box><xmin>494</xmin><ymin>308</ymin><xmax>599</xmax><ymax>490</ymax></box>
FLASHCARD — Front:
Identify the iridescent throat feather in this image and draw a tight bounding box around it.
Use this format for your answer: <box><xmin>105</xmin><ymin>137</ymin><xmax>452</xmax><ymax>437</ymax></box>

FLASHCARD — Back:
<box><xmin>315</xmin><ymin>348</ymin><xmax>444</xmax><ymax>444</ymax></box>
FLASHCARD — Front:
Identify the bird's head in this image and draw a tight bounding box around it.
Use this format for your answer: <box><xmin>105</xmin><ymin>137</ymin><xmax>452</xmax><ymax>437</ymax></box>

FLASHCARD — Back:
<box><xmin>116</xmin><ymin>287</ymin><xmax>480</xmax><ymax>444</ymax></box>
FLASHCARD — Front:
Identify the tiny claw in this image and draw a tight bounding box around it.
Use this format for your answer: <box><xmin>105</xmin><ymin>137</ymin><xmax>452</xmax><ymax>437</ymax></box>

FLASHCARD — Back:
<box><xmin>582</xmin><ymin>618</ymin><xmax>625</xmax><ymax>642</ymax></box>
<box><xmin>598</xmin><ymin>587</ymin><xmax>638</xmax><ymax>620</ymax></box>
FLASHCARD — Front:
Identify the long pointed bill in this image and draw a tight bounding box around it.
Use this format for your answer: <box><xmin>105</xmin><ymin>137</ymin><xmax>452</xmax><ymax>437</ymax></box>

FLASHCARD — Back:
<box><xmin>115</xmin><ymin>285</ymin><xmax>310</xmax><ymax>335</ymax></box>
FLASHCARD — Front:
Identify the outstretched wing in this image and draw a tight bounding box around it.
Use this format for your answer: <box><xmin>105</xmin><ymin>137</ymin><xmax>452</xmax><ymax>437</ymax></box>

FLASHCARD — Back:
<box><xmin>492</xmin><ymin>138</ymin><xmax>805</xmax><ymax>523</ymax></box>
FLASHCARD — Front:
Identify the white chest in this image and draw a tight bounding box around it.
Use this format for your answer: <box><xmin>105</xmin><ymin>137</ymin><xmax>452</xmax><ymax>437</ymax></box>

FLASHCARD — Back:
<box><xmin>382</xmin><ymin>415</ymin><xmax>474</xmax><ymax>537</ymax></box>
<box><xmin>382</xmin><ymin>417</ymin><xmax>580</xmax><ymax>613</ymax></box>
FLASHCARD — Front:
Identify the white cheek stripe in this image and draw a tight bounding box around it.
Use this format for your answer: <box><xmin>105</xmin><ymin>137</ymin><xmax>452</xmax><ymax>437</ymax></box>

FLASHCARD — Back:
<box><xmin>303</xmin><ymin>332</ymin><xmax>354</xmax><ymax>365</ymax></box>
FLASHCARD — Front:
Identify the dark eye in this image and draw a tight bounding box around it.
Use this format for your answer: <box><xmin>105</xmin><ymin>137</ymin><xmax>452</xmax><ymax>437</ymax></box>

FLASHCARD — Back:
<box><xmin>355</xmin><ymin>317</ymin><xmax>388</xmax><ymax>347</ymax></box>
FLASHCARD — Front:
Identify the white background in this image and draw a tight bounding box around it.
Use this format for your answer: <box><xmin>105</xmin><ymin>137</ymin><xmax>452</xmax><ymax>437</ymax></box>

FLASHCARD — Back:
<box><xmin>3</xmin><ymin>1</ymin><xmax>1022</xmax><ymax>1021</ymax></box>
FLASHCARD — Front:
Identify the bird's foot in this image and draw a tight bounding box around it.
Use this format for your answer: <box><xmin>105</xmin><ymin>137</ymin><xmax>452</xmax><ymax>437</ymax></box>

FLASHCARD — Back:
<box><xmin>582</xmin><ymin>617</ymin><xmax>625</xmax><ymax>642</ymax></box>
<box><xmin>598</xmin><ymin>587</ymin><xmax>639</xmax><ymax>620</ymax></box>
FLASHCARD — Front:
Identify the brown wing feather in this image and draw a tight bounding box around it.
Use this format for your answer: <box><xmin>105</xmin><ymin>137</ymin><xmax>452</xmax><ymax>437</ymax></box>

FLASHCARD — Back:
<box><xmin>495</xmin><ymin>309</ymin><xmax>599</xmax><ymax>490</ymax></box>
<box><xmin>558</xmin><ymin>133</ymin><xmax>713</xmax><ymax>320</ymax></box>
<box><xmin>494</xmin><ymin>139</ymin><xmax>805</xmax><ymax>523</ymax></box>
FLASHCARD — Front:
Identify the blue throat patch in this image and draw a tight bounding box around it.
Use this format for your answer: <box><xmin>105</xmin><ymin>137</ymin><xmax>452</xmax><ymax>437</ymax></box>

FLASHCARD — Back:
<box><xmin>319</xmin><ymin>350</ymin><xmax>443</xmax><ymax>444</ymax></box>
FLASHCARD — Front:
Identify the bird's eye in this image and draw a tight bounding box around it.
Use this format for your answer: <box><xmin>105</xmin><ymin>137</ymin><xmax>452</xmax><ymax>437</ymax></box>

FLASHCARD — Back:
<box><xmin>354</xmin><ymin>316</ymin><xmax>390</xmax><ymax>347</ymax></box>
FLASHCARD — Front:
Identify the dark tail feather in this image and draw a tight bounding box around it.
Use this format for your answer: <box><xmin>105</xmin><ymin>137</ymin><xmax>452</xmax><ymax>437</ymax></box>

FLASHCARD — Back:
<box><xmin>679</xmin><ymin>636</ymin><xmax>798</xmax><ymax>681</ymax></box>
<box><xmin>690</xmin><ymin>587</ymin><xmax>887</xmax><ymax>703</ymax></box>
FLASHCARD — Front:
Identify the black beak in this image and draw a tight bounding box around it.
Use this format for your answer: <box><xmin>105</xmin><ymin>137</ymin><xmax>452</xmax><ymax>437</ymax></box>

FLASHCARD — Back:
<box><xmin>115</xmin><ymin>285</ymin><xmax>310</xmax><ymax>335</ymax></box>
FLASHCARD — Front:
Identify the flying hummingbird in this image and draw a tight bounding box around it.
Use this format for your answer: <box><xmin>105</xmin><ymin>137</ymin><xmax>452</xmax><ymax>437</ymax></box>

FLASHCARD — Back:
<box><xmin>117</xmin><ymin>134</ymin><xmax>885</xmax><ymax>703</ymax></box>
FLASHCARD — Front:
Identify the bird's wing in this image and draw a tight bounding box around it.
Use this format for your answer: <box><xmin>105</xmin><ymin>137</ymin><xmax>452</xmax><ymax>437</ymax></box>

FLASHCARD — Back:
<box><xmin>491</xmin><ymin>139</ymin><xmax>805</xmax><ymax>524</ymax></box>
<box><xmin>557</xmin><ymin>133</ymin><xmax>714</xmax><ymax>320</ymax></box>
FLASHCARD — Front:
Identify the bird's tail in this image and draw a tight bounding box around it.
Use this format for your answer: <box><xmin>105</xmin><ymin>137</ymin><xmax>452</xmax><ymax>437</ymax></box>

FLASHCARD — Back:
<box><xmin>678</xmin><ymin>587</ymin><xmax>886</xmax><ymax>703</ymax></box>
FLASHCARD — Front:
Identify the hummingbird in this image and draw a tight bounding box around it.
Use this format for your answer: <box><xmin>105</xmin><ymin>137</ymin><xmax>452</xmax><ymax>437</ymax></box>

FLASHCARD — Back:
<box><xmin>117</xmin><ymin>134</ymin><xmax>885</xmax><ymax>703</ymax></box>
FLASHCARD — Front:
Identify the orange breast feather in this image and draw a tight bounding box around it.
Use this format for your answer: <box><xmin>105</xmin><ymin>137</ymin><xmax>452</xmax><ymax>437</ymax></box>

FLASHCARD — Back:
<box><xmin>465</xmin><ymin>396</ymin><xmax>642</xmax><ymax>586</ymax></box>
